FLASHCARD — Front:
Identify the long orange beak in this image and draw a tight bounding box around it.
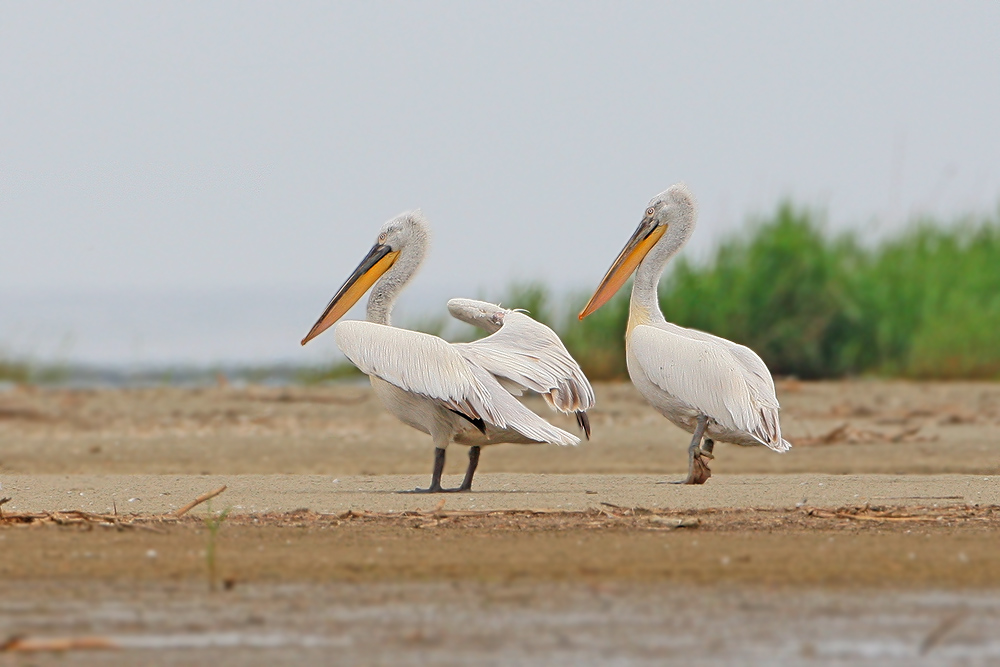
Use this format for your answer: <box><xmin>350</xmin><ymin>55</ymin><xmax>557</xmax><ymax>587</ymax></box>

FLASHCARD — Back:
<box><xmin>578</xmin><ymin>222</ymin><xmax>666</xmax><ymax>320</ymax></box>
<box><xmin>301</xmin><ymin>243</ymin><xmax>400</xmax><ymax>345</ymax></box>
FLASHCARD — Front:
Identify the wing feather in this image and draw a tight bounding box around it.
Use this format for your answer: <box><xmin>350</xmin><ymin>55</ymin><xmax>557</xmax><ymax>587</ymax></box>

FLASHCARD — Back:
<box><xmin>452</xmin><ymin>305</ymin><xmax>595</xmax><ymax>414</ymax></box>
<box><xmin>631</xmin><ymin>324</ymin><xmax>789</xmax><ymax>451</ymax></box>
<box><xmin>335</xmin><ymin>320</ymin><xmax>578</xmax><ymax>445</ymax></box>
<box><xmin>466</xmin><ymin>364</ymin><xmax>579</xmax><ymax>446</ymax></box>
<box><xmin>335</xmin><ymin>321</ymin><xmax>502</xmax><ymax>426</ymax></box>
<box><xmin>655</xmin><ymin>321</ymin><xmax>778</xmax><ymax>407</ymax></box>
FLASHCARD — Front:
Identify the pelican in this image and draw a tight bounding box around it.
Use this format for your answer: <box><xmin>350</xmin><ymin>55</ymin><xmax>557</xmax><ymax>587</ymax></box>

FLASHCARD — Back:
<box><xmin>579</xmin><ymin>184</ymin><xmax>790</xmax><ymax>484</ymax></box>
<box><xmin>301</xmin><ymin>211</ymin><xmax>594</xmax><ymax>493</ymax></box>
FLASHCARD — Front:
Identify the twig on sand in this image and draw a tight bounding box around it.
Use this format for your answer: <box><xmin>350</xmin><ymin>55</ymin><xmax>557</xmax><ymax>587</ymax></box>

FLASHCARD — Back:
<box><xmin>599</xmin><ymin>501</ymin><xmax>654</xmax><ymax>516</ymax></box>
<box><xmin>807</xmin><ymin>508</ymin><xmax>947</xmax><ymax>522</ymax></box>
<box><xmin>919</xmin><ymin>611</ymin><xmax>969</xmax><ymax>656</ymax></box>
<box><xmin>0</xmin><ymin>497</ymin><xmax>10</xmax><ymax>518</ymax></box>
<box><xmin>174</xmin><ymin>485</ymin><xmax>228</xmax><ymax>517</ymax></box>
<box><xmin>0</xmin><ymin>508</ymin><xmax>172</xmax><ymax>530</ymax></box>
<box><xmin>1</xmin><ymin>635</ymin><xmax>117</xmax><ymax>652</ymax></box>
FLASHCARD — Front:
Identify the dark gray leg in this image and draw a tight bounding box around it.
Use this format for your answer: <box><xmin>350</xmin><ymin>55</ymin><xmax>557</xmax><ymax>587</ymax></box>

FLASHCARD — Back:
<box><xmin>402</xmin><ymin>447</ymin><xmax>448</xmax><ymax>493</ymax></box>
<box><xmin>456</xmin><ymin>446</ymin><xmax>481</xmax><ymax>492</ymax></box>
<box><xmin>660</xmin><ymin>415</ymin><xmax>712</xmax><ymax>485</ymax></box>
<box><xmin>701</xmin><ymin>438</ymin><xmax>715</xmax><ymax>459</ymax></box>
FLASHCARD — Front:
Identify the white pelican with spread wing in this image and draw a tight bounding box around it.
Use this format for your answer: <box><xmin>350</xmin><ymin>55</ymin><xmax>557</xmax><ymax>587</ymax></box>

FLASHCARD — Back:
<box><xmin>579</xmin><ymin>184</ymin><xmax>790</xmax><ymax>484</ymax></box>
<box><xmin>302</xmin><ymin>211</ymin><xmax>594</xmax><ymax>493</ymax></box>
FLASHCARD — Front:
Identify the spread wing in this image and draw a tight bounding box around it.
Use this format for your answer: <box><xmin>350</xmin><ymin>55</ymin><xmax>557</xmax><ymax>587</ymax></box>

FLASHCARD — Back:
<box><xmin>335</xmin><ymin>320</ymin><xmax>578</xmax><ymax>445</ymax></box>
<box><xmin>631</xmin><ymin>323</ymin><xmax>789</xmax><ymax>451</ymax></box>
<box><xmin>449</xmin><ymin>299</ymin><xmax>595</xmax><ymax>417</ymax></box>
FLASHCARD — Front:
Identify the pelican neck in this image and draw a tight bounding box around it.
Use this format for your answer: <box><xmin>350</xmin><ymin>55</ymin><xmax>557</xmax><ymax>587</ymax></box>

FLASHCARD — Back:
<box><xmin>365</xmin><ymin>240</ymin><xmax>426</xmax><ymax>327</ymax></box>
<box><xmin>627</xmin><ymin>268</ymin><xmax>665</xmax><ymax>334</ymax></box>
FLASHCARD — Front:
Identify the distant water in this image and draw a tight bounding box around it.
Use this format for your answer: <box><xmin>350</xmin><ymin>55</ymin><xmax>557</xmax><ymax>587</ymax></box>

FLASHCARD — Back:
<box><xmin>0</xmin><ymin>286</ymin><xmax>455</xmax><ymax>369</ymax></box>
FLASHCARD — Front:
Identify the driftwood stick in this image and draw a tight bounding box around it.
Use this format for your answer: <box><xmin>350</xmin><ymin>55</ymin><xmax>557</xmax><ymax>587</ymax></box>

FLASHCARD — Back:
<box><xmin>808</xmin><ymin>509</ymin><xmax>943</xmax><ymax>522</ymax></box>
<box><xmin>173</xmin><ymin>485</ymin><xmax>227</xmax><ymax>517</ymax></box>
<box><xmin>1</xmin><ymin>635</ymin><xmax>118</xmax><ymax>652</ymax></box>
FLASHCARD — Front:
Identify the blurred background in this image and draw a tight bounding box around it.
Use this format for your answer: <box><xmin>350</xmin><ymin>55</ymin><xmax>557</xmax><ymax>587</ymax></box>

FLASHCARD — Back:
<box><xmin>2</xmin><ymin>1</ymin><xmax>999</xmax><ymax>384</ymax></box>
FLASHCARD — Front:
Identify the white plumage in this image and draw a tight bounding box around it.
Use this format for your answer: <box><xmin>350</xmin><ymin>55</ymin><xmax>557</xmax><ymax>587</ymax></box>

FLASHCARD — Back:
<box><xmin>335</xmin><ymin>319</ymin><xmax>580</xmax><ymax>446</ymax></box>
<box><xmin>302</xmin><ymin>212</ymin><xmax>593</xmax><ymax>493</ymax></box>
<box><xmin>629</xmin><ymin>324</ymin><xmax>789</xmax><ymax>450</ymax></box>
<box><xmin>450</xmin><ymin>299</ymin><xmax>595</xmax><ymax>415</ymax></box>
<box><xmin>579</xmin><ymin>184</ymin><xmax>790</xmax><ymax>484</ymax></box>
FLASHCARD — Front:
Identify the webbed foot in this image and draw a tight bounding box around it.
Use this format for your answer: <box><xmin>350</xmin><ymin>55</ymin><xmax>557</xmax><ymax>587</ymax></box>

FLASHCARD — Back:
<box><xmin>657</xmin><ymin>420</ymin><xmax>712</xmax><ymax>484</ymax></box>
<box><xmin>660</xmin><ymin>455</ymin><xmax>712</xmax><ymax>485</ymax></box>
<box><xmin>399</xmin><ymin>483</ymin><xmax>471</xmax><ymax>494</ymax></box>
<box><xmin>399</xmin><ymin>485</ymin><xmax>445</xmax><ymax>494</ymax></box>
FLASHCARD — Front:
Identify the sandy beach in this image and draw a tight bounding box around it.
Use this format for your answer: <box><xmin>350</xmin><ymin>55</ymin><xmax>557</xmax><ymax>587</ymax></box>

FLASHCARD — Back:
<box><xmin>2</xmin><ymin>380</ymin><xmax>1000</xmax><ymax>664</ymax></box>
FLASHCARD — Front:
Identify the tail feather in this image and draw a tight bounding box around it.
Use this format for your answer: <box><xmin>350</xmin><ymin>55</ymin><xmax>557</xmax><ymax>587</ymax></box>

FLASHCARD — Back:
<box><xmin>576</xmin><ymin>411</ymin><xmax>591</xmax><ymax>440</ymax></box>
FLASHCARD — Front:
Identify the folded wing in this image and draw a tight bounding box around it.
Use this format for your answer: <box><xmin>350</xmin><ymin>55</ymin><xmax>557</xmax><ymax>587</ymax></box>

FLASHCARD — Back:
<box><xmin>630</xmin><ymin>323</ymin><xmax>789</xmax><ymax>451</ymax></box>
<box><xmin>656</xmin><ymin>320</ymin><xmax>780</xmax><ymax>410</ymax></box>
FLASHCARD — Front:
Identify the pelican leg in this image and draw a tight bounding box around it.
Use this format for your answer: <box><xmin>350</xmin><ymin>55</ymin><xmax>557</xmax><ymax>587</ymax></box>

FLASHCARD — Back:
<box><xmin>662</xmin><ymin>415</ymin><xmax>711</xmax><ymax>485</ymax></box>
<box><xmin>454</xmin><ymin>446</ymin><xmax>481</xmax><ymax>492</ymax></box>
<box><xmin>700</xmin><ymin>438</ymin><xmax>715</xmax><ymax>459</ymax></box>
<box><xmin>402</xmin><ymin>447</ymin><xmax>448</xmax><ymax>493</ymax></box>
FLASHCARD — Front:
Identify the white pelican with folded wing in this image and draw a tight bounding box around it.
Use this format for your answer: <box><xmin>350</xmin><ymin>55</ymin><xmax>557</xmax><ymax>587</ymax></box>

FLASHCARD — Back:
<box><xmin>579</xmin><ymin>184</ymin><xmax>790</xmax><ymax>484</ymax></box>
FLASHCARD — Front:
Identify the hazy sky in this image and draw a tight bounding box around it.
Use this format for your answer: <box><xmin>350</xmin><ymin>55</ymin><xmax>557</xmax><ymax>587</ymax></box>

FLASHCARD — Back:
<box><xmin>2</xmin><ymin>2</ymin><xmax>1000</xmax><ymax>365</ymax></box>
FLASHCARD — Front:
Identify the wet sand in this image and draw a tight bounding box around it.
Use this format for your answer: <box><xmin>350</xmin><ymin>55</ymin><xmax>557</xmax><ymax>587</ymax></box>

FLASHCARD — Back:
<box><xmin>3</xmin><ymin>581</ymin><xmax>998</xmax><ymax>666</ymax></box>
<box><xmin>3</xmin><ymin>504</ymin><xmax>1000</xmax><ymax>665</ymax></box>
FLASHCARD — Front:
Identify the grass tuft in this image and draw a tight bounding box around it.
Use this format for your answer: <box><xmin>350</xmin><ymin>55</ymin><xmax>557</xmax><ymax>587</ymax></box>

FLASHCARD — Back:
<box><xmin>203</xmin><ymin>501</ymin><xmax>232</xmax><ymax>592</ymax></box>
<box><xmin>491</xmin><ymin>204</ymin><xmax>1000</xmax><ymax>381</ymax></box>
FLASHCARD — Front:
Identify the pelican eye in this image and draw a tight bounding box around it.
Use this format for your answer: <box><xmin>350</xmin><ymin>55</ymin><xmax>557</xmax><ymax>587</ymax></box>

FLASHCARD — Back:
<box><xmin>646</xmin><ymin>207</ymin><xmax>655</xmax><ymax>216</ymax></box>
<box><xmin>378</xmin><ymin>233</ymin><xmax>387</xmax><ymax>244</ymax></box>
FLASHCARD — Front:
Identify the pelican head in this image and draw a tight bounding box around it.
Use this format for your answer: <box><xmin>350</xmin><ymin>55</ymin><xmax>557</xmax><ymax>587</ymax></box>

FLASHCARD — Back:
<box><xmin>301</xmin><ymin>211</ymin><xmax>429</xmax><ymax>345</ymax></box>
<box><xmin>578</xmin><ymin>184</ymin><xmax>696</xmax><ymax>320</ymax></box>
<box><xmin>447</xmin><ymin>298</ymin><xmax>507</xmax><ymax>334</ymax></box>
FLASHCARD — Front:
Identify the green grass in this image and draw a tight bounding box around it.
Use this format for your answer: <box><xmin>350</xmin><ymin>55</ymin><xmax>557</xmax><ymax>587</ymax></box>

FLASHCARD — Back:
<box><xmin>874</xmin><ymin>221</ymin><xmax>1000</xmax><ymax>378</ymax></box>
<box><xmin>6</xmin><ymin>204</ymin><xmax>995</xmax><ymax>385</ymax></box>
<box><xmin>297</xmin><ymin>359</ymin><xmax>365</xmax><ymax>384</ymax></box>
<box><xmin>0</xmin><ymin>356</ymin><xmax>31</xmax><ymax>384</ymax></box>
<box><xmin>493</xmin><ymin>204</ymin><xmax>1000</xmax><ymax>381</ymax></box>
<box><xmin>202</xmin><ymin>501</ymin><xmax>232</xmax><ymax>592</ymax></box>
<box><xmin>0</xmin><ymin>353</ymin><xmax>68</xmax><ymax>385</ymax></box>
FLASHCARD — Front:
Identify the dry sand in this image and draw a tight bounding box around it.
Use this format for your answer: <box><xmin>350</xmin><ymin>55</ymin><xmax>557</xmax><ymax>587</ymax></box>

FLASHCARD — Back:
<box><xmin>2</xmin><ymin>380</ymin><xmax>998</xmax><ymax>477</ymax></box>
<box><xmin>2</xmin><ymin>380</ymin><xmax>1000</xmax><ymax>664</ymax></box>
<box><xmin>1</xmin><ymin>472</ymin><xmax>998</xmax><ymax>515</ymax></box>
